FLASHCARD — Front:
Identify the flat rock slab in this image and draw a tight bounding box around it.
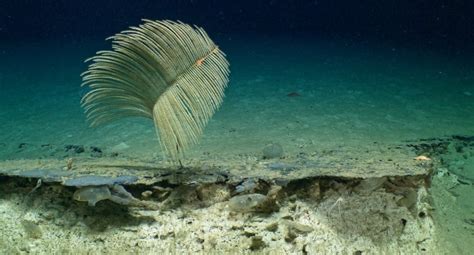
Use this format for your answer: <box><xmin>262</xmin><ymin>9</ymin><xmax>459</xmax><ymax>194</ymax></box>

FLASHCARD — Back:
<box><xmin>0</xmin><ymin>142</ymin><xmax>431</xmax><ymax>187</ymax></box>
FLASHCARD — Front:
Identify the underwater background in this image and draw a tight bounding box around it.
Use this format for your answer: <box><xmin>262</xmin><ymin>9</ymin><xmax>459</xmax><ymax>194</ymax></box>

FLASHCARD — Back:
<box><xmin>1</xmin><ymin>0</ymin><xmax>474</xmax><ymax>159</ymax></box>
<box><xmin>0</xmin><ymin>0</ymin><xmax>473</xmax><ymax>253</ymax></box>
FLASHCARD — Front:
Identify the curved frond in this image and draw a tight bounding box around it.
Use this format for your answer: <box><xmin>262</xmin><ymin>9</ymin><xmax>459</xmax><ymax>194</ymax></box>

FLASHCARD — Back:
<box><xmin>81</xmin><ymin>20</ymin><xmax>230</xmax><ymax>161</ymax></box>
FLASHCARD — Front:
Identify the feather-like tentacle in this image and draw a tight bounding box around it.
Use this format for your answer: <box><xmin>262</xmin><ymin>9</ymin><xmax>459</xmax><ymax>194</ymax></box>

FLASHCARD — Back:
<box><xmin>81</xmin><ymin>20</ymin><xmax>230</xmax><ymax>162</ymax></box>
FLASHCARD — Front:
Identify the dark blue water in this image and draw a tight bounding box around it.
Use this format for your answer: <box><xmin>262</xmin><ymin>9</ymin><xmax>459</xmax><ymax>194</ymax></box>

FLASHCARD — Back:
<box><xmin>2</xmin><ymin>0</ymin><xmax>474</xmax><ymax>53</ymax></box>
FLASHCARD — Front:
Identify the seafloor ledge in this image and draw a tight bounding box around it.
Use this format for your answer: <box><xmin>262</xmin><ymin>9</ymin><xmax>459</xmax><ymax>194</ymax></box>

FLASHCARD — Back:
<box><xmin>1</xmin><ymin>136</ymin><xmax>469</xmax><ymax>254</ymax></box>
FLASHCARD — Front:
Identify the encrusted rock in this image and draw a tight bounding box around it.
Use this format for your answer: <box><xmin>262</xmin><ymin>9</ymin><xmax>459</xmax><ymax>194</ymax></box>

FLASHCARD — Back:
<box><xmin>249</xmin><ymin>236</ymin><xmax>266</xmax><ymax>250</ymax></box>
<box><xmin>228</xmin><ymin>193</ymin><xmax>269</xmax><ymax>213</ymax></box>
<box><xmin>196</xmin><ymin>183</ymin><xmax>230</xmax><ymax>205</ymax></box>
<box><xmin>228</xmin><ymin>185</ymin><xmax>281</xmax><ymax>213</ymax></box>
